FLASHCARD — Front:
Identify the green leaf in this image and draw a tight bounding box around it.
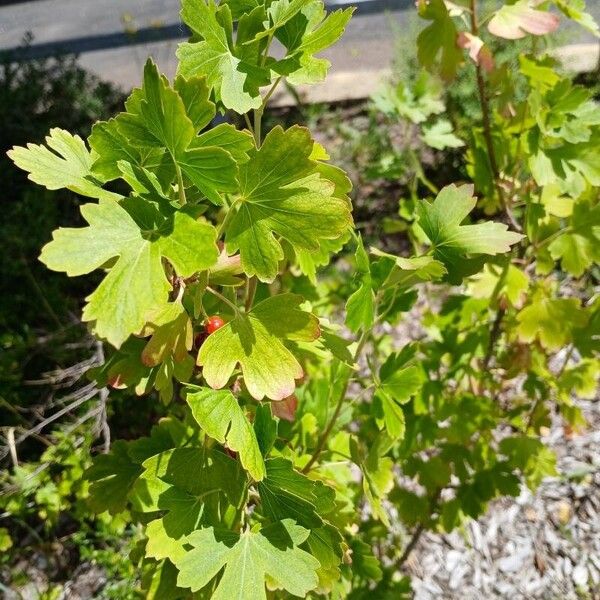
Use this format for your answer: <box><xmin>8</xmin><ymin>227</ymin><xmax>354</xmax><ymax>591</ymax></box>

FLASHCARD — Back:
<box><xmin>348</xmin><ymin>539</ymin><xmax>382</xmax><ymax>581</ymax></box>
<box><xmin>421</xmin><ymin>119</ymin><xmax>464</xmax><ymax>150</ymax></box>
<box><xmin>574</xmin><ymin>300</ymin><xmax>600</xmax><ymax>357</ymax></box>
<box><xmin>109</xmin><ymin>61</ymin><xmax>239</xmax><ymax>203</ymax></box>
<box><xmin>548</xmin><ymin>200</ymin><xmax>600</xmax><ymax>276</ymax></box>
<box><xmin>257</xmin><ymin>457</ymin><xmax>336</xmax><ymax>528</ymax></box>
<box><xmin>499</xmin><ymin>436</ymin><xmax>557</xmax><ymax>489</ymax></box>
<box><xmin>221</xmin><ymin>0</ymin><xmax>261</xmax><ymax>19</ymax></box>
<box><xmin>517</xmin><ymin>295</ymin><xmax>588</xmax><ymax>350</ymax></box>
<box><xmin>377</xmin><ymin>394</ymin><xmax>406</xmax><ymax>440</ymax></box>
<box><xmin>186</xmin><ymin>386</ymin><xmax>265</xmax><ymax>480</ymax></box>
<box><xmin>254</xmin><ymin>403</ymin><xmax>278</xmax><ymax>455</ymax></box>
<box><xmin>195</xmin><ymin>123</ymin><xmax>254</xmax><ymax>164</ymax></box>
<box><xmin>278</xmin><ymin>6</ymin><xmax>354</xmax><ymax>85</ymax></box>
<box><xmin>133</xmin><ymin>447</ymin><xmax>246</xmax><ymax>536</ymax></box>
<box><xmin>559</xmin><ymin>359</ymin><xmax>600</xmax><ymax>399</ymax></box>
<box><xmin>178</xmin><ymin>140</ymin><xmax>239</xmax><ymax>205</ymax></box>
<box><xmin>155</xmin><ymin>209</ymin><xmax>220</xmax><ymax>277</ymax></box>
<box><xmin>144</xmin><ymin>558</ymin><xmax>188</xmax><ymax>600</ymax></box>
<box><xmin>0</xmin><ymin>528</ymin><xmax>12</xmax><ymax>553</ymax></box>
<box><xmin>528</xmin><ymin>78</ymin><xmax>600</xmax><ymax>144</ymax></box>
<box><xmin>519</xmin><ymin>55</ymin><xmax>561</xmax><ymax>88</ymax></box>
<box><xmin>528</xmin><ymin>129</ymin><xmax>600</xmax><ymax>194</ymax></box>
<box><xmin>128</xmin><ymin>417</ymin><xmax>192</xmax><ymax>464</ymax></box>
<box><xmin>376</xmin><ymin>349</ymin><xmax>424</xmax><ymax>440</ymax></box>
<box><xmin>174</xmin><ymin>74</ymin><xmax>216</xmax><ymax>132</ymax></box>
<box><xmin>256</xmin><ymin>460</ymin><xmax>344</xmax><ymax>571</ymax></box>
<box><xmin>8</xmin><ymin>128</ymin><xmax>121</xmax><ymax>201</ymax></box>
<box><xmin>85</xmin><ymin>441</ymin><xmax>142</xmax><ymax>515</ymax></box>
<box><xmin>116</xmin><ymin>161</ymin><xmax>169</xmax><ymax>202</ymax></box>
<box><xmin>197</xmin><ymin>293</ymin><xmax>320</xmax><ymax>400</ymax></box>
<box><xmin>468</xmin><ymin>263</ymin><xmax>530</xmax><ymax>307</ymax></box>
<box><xmin>380</xmin><ymin>365</ymin><xmax>423</xmax><ymax>404</ymax></box>
<box><xmin>89</xmin><ymin>120</ymin><xmax>173</xmax><ymax>184</ymax></box>
<box><xmin>345</xmin><ymin>235</ymin><xmax>374</xmax><ymax>333</ymax></box>
<box><xmin>226</xmin><ymin>126</ymin><xmax>352</xmax><ymax>282</ymax></box>
<box><xmin>141</xmin><ymin>302</ymin><xmax>193</xmax><ymax>367</ymax></box>
<box><xmin>178</xmin><ymin>0</ymin><xmax>263</xmax><ymax>113</ymax></box>
<box><xmin>351</xmin><ymin>436</ymin><xmax>394</xmax><ymax>526</ymax></box>
<box><xmin>555</xmin><ymin>0</ymin><xmax>599</xmax><ymax>37</ymax></box>
<box><xmin>363</xmin><ymin>453</ymin><xmax>394</xmax><ymax>526</ymax></box>
<box><xmin>318</xmin><ymin>326</ymin><xmax>354</xmax><ymax>366</ymax></box>
<box><xmin>262</xmin><ymin>0</ymin><xmax>307</xmax><ymax>37</ymax></box>
<box><xmin>417</xmin><ymin>184</ymin><xmax>523</xmax><ymax>280</ymax></box>
<box><xmin>136</xmin><ymin>60</ymin><xmax>196</xmax><ymax>159</ymax></box>
<box><xmin>417</xmin><ymin>0</ymin><xmax>463</xmax><ymax>80</ymax></box>
<box><xmin>372</xmin><ymin>71</ymin><xmax>445</xmax><ymax>124</ymax></box>
<box><xmin>172</xmin><ymin>520</ymin><xmax>320</xmax><ymax>598</ymax></box>
<box><xmin>488</xmin><ymin>0</ymin><xmax>559</xmax><ymax>39</ymax></box>
<box><xmin>296</xmin><ymin>233</ymin><xmax>350</xmax><ymax>284</ymax></box>
<box><xmin>145</xmin><ymin>520</ymin><xmax>187</xmax><ymax>564</ymax></box>
<box><xmin>370</xmin><ymin>248</ymin><xmax>446</xmax><ymax>289</ymax></box>
<box><xmin>40</xmin><ymin>199</ymin><xmax>218</xmax><ymax>347</ymax></box>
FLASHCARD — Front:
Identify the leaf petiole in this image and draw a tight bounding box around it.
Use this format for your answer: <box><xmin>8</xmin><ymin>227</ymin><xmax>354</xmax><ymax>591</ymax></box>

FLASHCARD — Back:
<box><xmin>217</xmin><ymin>197</ymin><xmax>242</xmax><ymax>239</ymax></box>
<box><xmin>175</xmin><ymin>162</ymin><xmax>187</xmax><ymax>206</ymax></box>
<box><xmin>206</xmin><ymin>286</ymin><xmax>240</xmax><ymax>314</ymax></box>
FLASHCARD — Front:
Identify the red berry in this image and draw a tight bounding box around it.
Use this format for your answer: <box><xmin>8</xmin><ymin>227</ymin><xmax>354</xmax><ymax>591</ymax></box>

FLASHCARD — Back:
<box><xmin>205</xmin><ymin>315</ymin><xmax>225</xmax><ymax>335</ymax></box>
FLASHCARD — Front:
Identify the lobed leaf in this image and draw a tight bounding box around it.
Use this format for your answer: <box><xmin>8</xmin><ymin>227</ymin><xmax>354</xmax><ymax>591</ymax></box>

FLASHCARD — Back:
<box><xmin>197</xmin><ymin>293</ymin><xmax>320</xmax><ymax>400</ymax></box>
<box><xmin>186</xmin><ymin>386</ymin><xmax>265</xmax><ymax>480</ymax></box>
<box><xmin>488</xmin><ymin>0</ymin><xmax>560</xmax><ymax>39</ymax></box>
<box><xmin>226</xmin><ymin>125</ymin><xmax>353</xmax><ymax>282</ymax></box>
<box><xmin>8</xmin><ymin>128</ymin><xmax>121</xmax><ymax>201</ymax></box>
<box><xmin>40</xmin><ymin>199</ymin><xmax>218</xmax><ymax>347</ymax></box>
<box><xmin>172</xmin><ymin>519</ymin><xmax>320</xmax><ymax>598</ymax></box>
<box><xmin>417</xmin><ymin>184</ymin><xmax>524</xmax><ymax>281</ymax></box>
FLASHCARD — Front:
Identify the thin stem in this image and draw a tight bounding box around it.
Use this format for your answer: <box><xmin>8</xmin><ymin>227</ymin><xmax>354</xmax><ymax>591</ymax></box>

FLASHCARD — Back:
<box><xmin>525</xmin><ymin>346</ymin><xmax>573</xmax><ymax>431</ymax></box>
<box><xmin>469</xmin><ymin>0</ymin><xmax>520</xmax><ymax>232</ymax></box>
<box><xmin>302</xmin><ymin>330</ymin><xmax>370</xmax><ymax>473</ymax></box>
<box><xmin>254</xmin><ymin>106</ymin><xmax>263</xmax><ymax>146</ymax></box>
<box><xmin>397</xmin><ymin>488</ymin><xmax>442</xmax><ymax>568</ymax></box>
<box><xmin>262</xmin><ymin>32</ymin><xmax>274</xmax><ymax>67</ymax></box>
<box><xmin>243</xmin><ymin>112</ymin><xmax>254</xmax><ymax>135</ymax></box>
<box><xmin>557</xmin><ymin>344</ymin><xmax>574</xmax><ymax>378</ymax></box>
<box><xmin>409</xmin><ymin>148</ymin><xmax>438</xmax><ymax>195</ymax></box>
<box><xmin>175</xmin><ymin>163</ymin><xmax>187</xmax><ymax>206</ymax></box>
<box><xmin>533</xmin><ymin>226</ymin><xmax>570</xmax><ymax>251</ymax></box>
<box><xmin>217</xmin><ymin>198</ymin><xmax>241</xmax><ymax>238</ymax></box>
<box><xmin>481</xmin><ymin>260</ymin><xmax>510</xmax><ymax>371</ymax></box>
<box><xmin>206</xmin><ymin>286</ymin><xmax>240</xmax><ymax>314</ymax></box>
<box><xmin>397</xmin><ymin>524</ymin><xmax>425</xmax><ymax>567</ymax></box>
<box><xmin>262</xmin><ymin>76</ymin><xmax>283</xmax><ymax>109</ymax></box>
<box><xmin>481</xmin><ymin>306</ymin><xmax>506</xmax><ymax>373</ymax></box>
<box><xmin>252</xmin><ymin>66</ymin><xmax>282</xmax><ymax>148</ymax></box>
<box><xmin>245</xmin><ymin>276</ymin><xmax>257</xmax><ymax>312</ymax></box>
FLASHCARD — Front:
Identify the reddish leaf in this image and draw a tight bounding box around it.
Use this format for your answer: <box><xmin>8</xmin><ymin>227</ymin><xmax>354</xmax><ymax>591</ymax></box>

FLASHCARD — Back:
<box><xmin>457</xmin><ymin>32</ymin><xmax>495</xmax><ymax>72</ymax></box>
<box><xmin>488</xmin><ymin>1</ymin><xmax>559</xmax><ymax>40</ymax></box>
<box><xmin>272</xmin><ymin>394</ymin><xmax>298</xmax><ymax>422</ymax></box>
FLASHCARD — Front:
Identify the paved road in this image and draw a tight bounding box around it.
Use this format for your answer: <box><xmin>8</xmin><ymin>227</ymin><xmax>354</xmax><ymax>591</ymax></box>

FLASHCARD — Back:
<box><xmin>0</xmin><ymin>0</ymin><xmax>597</xmax><ymax>98</ymax></box>
<box><xmin>0</xmin><ymin>0</ymin><xmax>418</xmax><ymax>95</ymax></box>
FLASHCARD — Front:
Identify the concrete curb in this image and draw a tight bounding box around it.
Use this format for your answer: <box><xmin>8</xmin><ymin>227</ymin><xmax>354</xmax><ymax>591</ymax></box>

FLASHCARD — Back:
<box><xmin>270</xmin><ymin>43</ymin><xmax>600</xmax><ymax>108</ymax></box>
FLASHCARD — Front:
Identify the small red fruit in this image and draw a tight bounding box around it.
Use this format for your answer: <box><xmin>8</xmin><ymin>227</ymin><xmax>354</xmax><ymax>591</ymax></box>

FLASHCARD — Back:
<box><xmin>205</xmin><ymin>315</ymin><xmax>225</xmax><ymax>335</ymax></box>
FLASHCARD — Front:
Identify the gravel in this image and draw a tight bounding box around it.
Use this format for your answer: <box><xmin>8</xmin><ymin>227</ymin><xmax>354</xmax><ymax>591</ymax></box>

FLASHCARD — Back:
<box><xmin>405</xmin><ymin>397</ymin><xmax>600</xmax><ymax>600</ymax></box>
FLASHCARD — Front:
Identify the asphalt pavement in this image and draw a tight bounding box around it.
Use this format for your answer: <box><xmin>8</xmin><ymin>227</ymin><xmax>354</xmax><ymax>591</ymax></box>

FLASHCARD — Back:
<box><xmin>0</xmin><ymin>0</ymin><xmax>597</xmax><ymax>102</ymax></box>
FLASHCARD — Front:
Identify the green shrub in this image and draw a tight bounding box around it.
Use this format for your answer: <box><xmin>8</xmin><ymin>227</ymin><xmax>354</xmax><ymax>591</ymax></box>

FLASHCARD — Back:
<box><xmin>5</xmin><ymin>1</ymin><xmax>600</xmax><ymax>598</ymax></box>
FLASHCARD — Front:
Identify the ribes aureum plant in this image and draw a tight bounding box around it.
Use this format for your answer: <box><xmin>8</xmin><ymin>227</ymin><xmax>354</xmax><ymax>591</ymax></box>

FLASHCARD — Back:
<box><xmin>8</xmin><ymin>0</ymin><xmax>599</xmax><ymax>597</ymax></box>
